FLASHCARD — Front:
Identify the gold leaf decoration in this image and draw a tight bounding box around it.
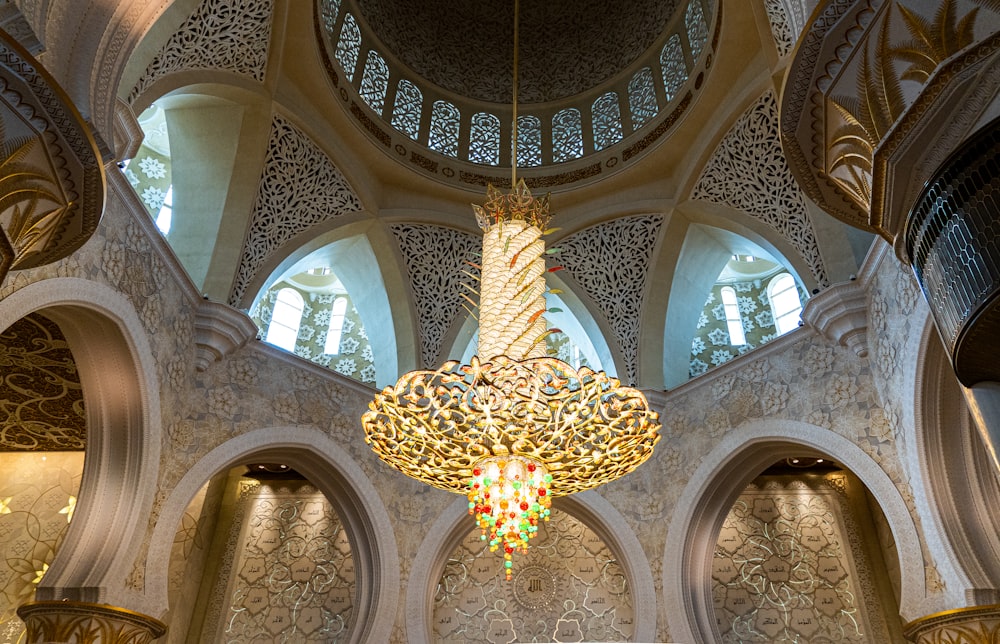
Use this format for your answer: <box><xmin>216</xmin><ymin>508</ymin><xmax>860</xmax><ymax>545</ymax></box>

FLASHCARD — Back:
<box><xmin>891</xmin><ymin>0</ymin><xmax>978</xmax><ymax>83</ymax></box>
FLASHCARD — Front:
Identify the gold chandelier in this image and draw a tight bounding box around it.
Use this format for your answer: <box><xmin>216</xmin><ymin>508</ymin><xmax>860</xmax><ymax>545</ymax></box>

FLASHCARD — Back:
<box><xmin>361</xmin><ymin>0</ymin><xmax>661</xmax><ymax>581</ymax></box>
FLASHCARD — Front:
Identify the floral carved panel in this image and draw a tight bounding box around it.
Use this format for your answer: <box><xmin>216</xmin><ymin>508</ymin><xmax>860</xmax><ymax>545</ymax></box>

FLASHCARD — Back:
<box><xmin>128</xmin><ymin>0</ymin><xmax>275</xmax><ymax>103</ymax></box>
<box><xmin>0</xmin><ymin>313</ymin><xmax>85</xmax><ymax>451</ymax></box>
<box><xmin>208</xmin><ymin>480</ymin><xmax>355</xmax><ymax>642</ymax></box>
<box><xmin>555</xmin><ymin>215</ymin><xmax>663</xmax><ymax>385</ymax></box>
<box><xmin>692</xmin><ymin>91</ymin><xmax>829</xmax><ymax>287</ymax></box>
<box><xmin>388</xmin><ymin>223</ymin><xmax>481</xmax><ymax>367</ymax></box>
<box><xmin>229</xmin><ymin>113</ymin><xmax>362</xmax><ymax>307</ymax></box>
<box><xmin>713</xmin><ymin>475</ymin><xmax>892</xmax><ymax>642</ymax></box>
<box><xmin>434</xmin><ymin>508</ymin><xmax>634</xmax><ymax>642</ymax></box>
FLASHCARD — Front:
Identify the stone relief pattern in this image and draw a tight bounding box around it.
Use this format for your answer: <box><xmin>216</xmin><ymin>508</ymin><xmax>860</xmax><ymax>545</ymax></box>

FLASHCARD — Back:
<box><xmin>229</xmin><ymin>114</ymin><xmax>362</xmax><ymax>307</ymax></box>
<box><xmin>596</xmin><ymin>277</ymin><xmax>932</xmax><ymax>639</ymax></box>
<box><xmin>555</xmin><ymin>215</ymin><xmax>663</xmax><ymax>385</ymax></box>
<box><xmin>434</xmin><ymin>509</ymin><xmax>633</xmax><ymax>643</ymax></box>
<box><xmin>764</xmin><ymin>0</ymin><xmax>795</xmax><ymax>56</ymax></box>
<box><xmin>388</xmin><ymin>224</ymin><xmax>481</xmax><ymax>367</ymax></box>
<box><xmin>127</xmin><ymin>0</ymin><xmax>275</xmax><ymax>103</ymax></box>
<box><xmin>0</xmin><ymin>179</ymin><xmax>939</xmax><ymax>637</ymax></box>
<box><xmin>866</xmin><ymin>254</ymin><xmax>947</xmax><ymax>592</ymax></box>
<box><xmin>212</xmin><ymin>481</ymin><xmax>354</xmax><ymax>642</ymax></box>
<box><xmin>0</xmin><ymin>314</ymin><xmax>86</xmax><ymax>450</ymax></box>
<box><xmin>352</xmin><ymin>0</ymin><xmax>684</xmax><ymax>103</ymax></box>
<box><xmin>691</xmin><ymin>91</ymin><xmax>829</xmax><ymax>287</ymax></box>
<box><xmin>0</xmin><ymin>453</ymin><xmax>84</xmax><ymax>643</ymax></box>
<box><xmin>713</xmin><ymin>478</ymin><xmax>887</xmax><ymax>642</ymax></box>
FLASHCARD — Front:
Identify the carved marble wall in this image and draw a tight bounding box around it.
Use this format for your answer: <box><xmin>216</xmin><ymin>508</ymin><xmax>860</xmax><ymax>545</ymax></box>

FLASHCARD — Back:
<box><xmin>434</xmin><ymin>508</ymin><xmax>633</xmax><ymax>643</ymax></box>
<box><xmin>200</xmin><ymin>479</ymin><xmax>355</xmax><ymax>643</ymax></box>
<box><xmin>713</xmin><ymin>473</ymin><xmax>894</xmax><ymax>642</ymax></box>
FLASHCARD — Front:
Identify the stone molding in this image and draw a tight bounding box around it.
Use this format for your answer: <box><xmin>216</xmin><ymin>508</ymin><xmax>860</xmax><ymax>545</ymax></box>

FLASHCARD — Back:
<box><xmin>801</xmin><ymin>280</ymin><xmax>869</xmax><ymax>357</ymax></box>
<box><xmin>17</xmin><ymin>600</ymin><xmax>166</xmax><ymax>643</ymax></box>
<box><xmin>112</xmin><ymin>98</ymin><xmax>143</xmax><ymax>166</ymax></box>
<box><xmin>193</xmin><ymin>298</ymin><xmax>259</xmax><ymax>372</ymax></box>
<box><xmin>904</xmin><ymin>603</ymin><xmax>1000</xmax><ymax>643</ymax></box>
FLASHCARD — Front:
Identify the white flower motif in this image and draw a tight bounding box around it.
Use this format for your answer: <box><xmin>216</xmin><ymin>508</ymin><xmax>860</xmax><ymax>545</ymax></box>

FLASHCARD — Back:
<box><xmin>707</xmin><ymin>328</ymin><xmax>729</xmax><ymax>346</ymax></box>
<box><xmin>710</xmin><ymin>349</ymin><xmax>733</xmax><ymax>366</ymax></box>
<box><xmin>712</xmin><ymin>303</ymin><xmax>727</xmax><ymax>321</ymax></box>
<box><xmin>313</xmin><ymin>309</ymin><xmax>331</xmax><ymax>326</ymax></box>
<box><xmin>340</xmin><ymin>337</ymin><xmax>360</xmax><ymax>354</ymax></box>
<box><xmin>697</xmin><ymin>312</ymin><xmax>709</xmax><ymax>329</ymax></box>
<box><xmin>754</xmin><ymin>310</ymin><xmax>774</xmax><ymax>329</ymax></box>
<box><xmin>357</xmin><ymin>326</ymin><xmax>367</xmax><ymax>340</ymax></box>
<box><xmin>691</xmin><ymin>337</ymin><xmax>706</xmax><ymax>355</ymax></box>
<box><xmin>734</xmin><ymin>281</ymin><xmax>753</xmax><ymax>293</ymax></box>
<box><xmin>758</xmin><ymin>291</ymin><xmax>771</xmax><ymax>306</ymax></box>
<box><xmin>737</xmin><ymin>343</ymin><xmax>755</xmax><ymax>355</ymax></box>
<box><xmin>737</xmin><ymin>296</ymin><xmax>757</xmax><ymax>314</ymax></box>
<box><xmin>342</xmin><ymin>317</ymin><xmax>356</xmax><ymax>334</ymax></box>
<box><xmin>361</xmin><ymin>345</ymin><xmax>374</xmax><ymax>362</ymax></box>
<box><xmin>689</xmin><ymin>359</ymin><xmax>708</xmax><ymax>377</ymax></box>
<box><xmin>294</xmin><ymin>346</ymin><xmax>313</xmax><ymax>360</ymax></box>
<box><xmin>141</xmin><ymin>186</ymin><xmax>165</xmax><ymax>209</ymax></box>
<box><xmin>138</xmin><ymin>156</ymin><xmax>167</xmax><ymax>179</ymax></box>
<box><xmin>298</xmin><ymin>325</ymin><xmax>315</xmax><ymax>341</ymax></box>
<box><xmin>360</xmin><ymin>364</ymin><xmax>377</xmax><ymax>383</ymax></box>
<box><xmin>334</xmin><ymin>358</ymin><xmax>357</xmax><ymax>375</ymax></box>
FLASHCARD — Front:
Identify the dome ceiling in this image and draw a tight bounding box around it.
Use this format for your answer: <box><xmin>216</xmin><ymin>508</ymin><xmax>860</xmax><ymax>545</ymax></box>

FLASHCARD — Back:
<box><xmin>352</xmin><ymin>0</ymin><xmax>683</xmax><ymax>104</ymax></box>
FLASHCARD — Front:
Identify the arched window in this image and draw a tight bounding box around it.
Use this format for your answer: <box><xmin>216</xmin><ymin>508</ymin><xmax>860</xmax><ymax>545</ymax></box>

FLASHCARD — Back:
<box><xmin>660</xmin><ymin>34</ymin><xmax>688</xmax><ymax>101</ymax></box>
<box><xmin>628</xmin><ymin>67</ymin><xmax>659</xmax><ymax>130</ymax></box>
<box><xmin>768</xmin><ymin>273</ymin><xmax>802</xmax><ymax>335</ymax></box>
<box><xmin>592</xmin><ymin>92</ymin><xmax>623</xmax><ymax>151</ymax></box>
<box><xmin>324</xmin><ymin>297</ymin><xmax>349</xmax><ymax>354</ymax></box>
<box><xmin>685</xmin><ymin>0</ymin><xmax>709</xmax><ymax>62</ymax></box>
<box><xmin>155</xmin><ymin>185</ymin><xmax>173</xmax><ymax>235</ymax></box>
<box><xmin>265</xmin><ymin>288</ymin><xmax>304</xmax><ymax>351</ymax></box>
<box><xmin>359</xmin><ymin>50</ymin><xmax>389</xmax><ymax>113</ymax></box>
<box><xmin>335</xmin><ymin>13</ymin><xmax>362</xmax><ymax>82</ymax></box>
<box><xmin>391</xmin><ymin>79</ymin><xmax>422</xmax><ymax>140</ymax></box>
<box><xmin>516</xmin><ymin>115</ymin><xmax>542</xmax><ymax>167</ymax></box>
<box><xmin>469</xmin><ymin>112</ymin><xmax>501</xmax><ymax>166</ymax></box>
<box><xmin>429</xmin><ymin>100</ymin><xmax>460</xmax><ymax>157</ymax></box>
<box><xmin>552</xmin><ymin>108</ymin><xmax>583</xmax><ymax>162</ymax></box>
<box><xmin>720</xmin><ymin>286</ymin><xmax>746</xmax><ymax>346</ymax></box>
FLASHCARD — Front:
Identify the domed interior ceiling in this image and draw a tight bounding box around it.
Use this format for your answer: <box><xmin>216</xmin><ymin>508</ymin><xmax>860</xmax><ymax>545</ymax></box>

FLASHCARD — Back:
<box><xmin>352</xmin><ymin>0</ymin><xmax>683</xmax><ymax>103</ymax></box>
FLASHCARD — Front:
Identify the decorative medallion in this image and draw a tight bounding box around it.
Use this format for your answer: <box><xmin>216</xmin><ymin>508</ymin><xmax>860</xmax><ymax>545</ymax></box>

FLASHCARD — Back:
<box><xmin>512</xmin><ymin>565</ymin><xmax>557</xmax><ymax>610</ymax></box>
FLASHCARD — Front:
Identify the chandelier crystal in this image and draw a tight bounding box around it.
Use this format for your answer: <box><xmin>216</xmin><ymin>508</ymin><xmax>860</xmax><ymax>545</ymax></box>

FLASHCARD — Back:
<box><xmin>362</xmin><ymin>180</ymin><xmax>661</xmax><ymax>579</ymax></box>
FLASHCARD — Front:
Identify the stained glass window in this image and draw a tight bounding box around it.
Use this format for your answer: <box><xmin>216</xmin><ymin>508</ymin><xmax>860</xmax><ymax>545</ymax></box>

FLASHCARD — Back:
<box><xmin>469</xmin><ymin>112</ymin><xmax>501</xmax><ymax>166</ymax></box>
<box><xmin>516</xmin><ymin>115</ymin><xmax>542</xmax><ymax>167</ymax></box>
<box><xmin>265</xmin><ymin>288</ymin><xmax>304</xmax><ymax>351</ymax></box>
<box><xmin>660</xmin><ymin>35</ymin><xmax>688</xmax><ymax>102</ymax></box>
<box><xmin>320</xmin><ymin>0</ymin><xmax>341</xmax><ymax>34</ymax></box>
<box><xmin>335</xmin><ymin>13</ymin><xmax>361</xmax><ymax>82</ymax></box>
<box><xmin>686</xmin><ymin>0</ymin><xmax>709</xmax><ymax>62</ymax></box>
<box><xmin>552</xmin><ymin>108</ymin><xmax>584</xmax><ymax>163</ymax></box>
<box><xmin>391</xmin><ymin>79</ymin><xmax>422</xmax><ymax>140</ymax></box>
<box><xmin>429</xmin><ymin>100</ymin><xmax>460</xmax><ymax>157</ymax></box>
<box><xmin>359</xmin><ymin>50</ymin><xmax>389</xmax><ymax>114</ymax></box>
<box><xmin>628</xmin><ymin>68</ymin><xmax>659</xmax><ymax>130</ymax></box>
<box><xmin>592</xmin><ymin>92</ymin><xmax>623</xmax><ymax>151</ymax></box>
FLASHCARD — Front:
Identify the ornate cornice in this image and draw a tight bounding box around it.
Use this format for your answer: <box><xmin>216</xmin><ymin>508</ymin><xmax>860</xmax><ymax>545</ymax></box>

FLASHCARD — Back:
<box><xmin>17</xmin><ymin>600</ymin><xmax>167</xmax><ymax>643</ymax></box>
<box><xmin>194</xmin><ymin>298</ymin><xmax>259</xmax><ymax>372</ymax></box>
<box><xmin>0</xmin><ymin>28</ymin><xmax>105</xmax><ymax>285</ymax></box>
<box><xmin>800</xmin><ymin>280</ymin><xmax>869</xmax><ymax>358</ymax></box>
<box><xmin>903</xmin><ymin>603</ymin><xmax>1000</xmax><ymax>643</ymax></box>
<box><xmin>780</xmin><ymin>0</ymin><xmax>1000</xmax><ymax>245</ymax></box>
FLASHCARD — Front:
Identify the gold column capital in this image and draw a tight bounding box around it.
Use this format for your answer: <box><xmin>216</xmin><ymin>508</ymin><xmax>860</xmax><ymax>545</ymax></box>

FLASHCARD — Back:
<box><xmin>903</xmin><ymin>603</ymin><xmax>1000</xmax><ymax>643</ymax></box>
<box><xmin>17</xmin><ymin>600</ymin><xmax>166</xmax><ymax>643</ymax></box>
